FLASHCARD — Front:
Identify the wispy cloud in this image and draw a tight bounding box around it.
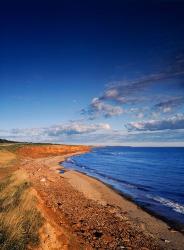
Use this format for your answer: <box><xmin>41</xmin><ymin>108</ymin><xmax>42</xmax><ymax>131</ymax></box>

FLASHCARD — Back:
<box><xmin>0</xmin><ymin>122</ymin><xmax>112</xmax><ymax>142</ymax></box>
<box><xmin>101</xmin><ymin>75</ymin><xmax>184</xmax><ymax>105</ymax></box>
<box><xmin>82</xmin><ymin>54</ymin><xmax>184</xmax><ymax>121</ymax></box>
<box><xmin>46</xmin><ymin>122</ymin><xmax>111</xmax><ymax>136</ymax></box>
<box><xmin>82</xmin><ymin>98</ymin><xmax>125</xmax><ymax>119</ymax></box>
<box><xmin>126</xmin><ymin>114</ymin><xmax>184</xmax><ymax>132</ymax></box>
<box><xmin>101</xmin><ymin>52</ymin><xmax>184</xmax><ymax>104</ymax></box>
<box><xmin>153</xmin><ymin>96</ymin><xmax>184</xmax><ymax>113</ymax></box>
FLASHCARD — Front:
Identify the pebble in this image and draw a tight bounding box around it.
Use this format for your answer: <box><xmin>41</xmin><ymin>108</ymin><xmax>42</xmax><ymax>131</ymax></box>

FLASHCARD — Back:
<box><xmin>161</xmin><ymin>238</ymin><xmax>170</xmax><ymax>243</ymax></box>
<box><xmin>169</xmin><ymin>228</ymin><xmax>177</xmax><ymax>233</ymax></box>
<box><xmin>40</xmin><ymin>177</ymin><xmax>46</xmax><ymax>182</ymax></box>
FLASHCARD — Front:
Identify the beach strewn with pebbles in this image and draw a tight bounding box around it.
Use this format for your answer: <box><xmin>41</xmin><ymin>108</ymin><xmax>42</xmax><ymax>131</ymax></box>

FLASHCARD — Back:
<box><xmin>15</xmin><ymin>145</ymin><xmax>184</xmax><ymax>250</ymax></box>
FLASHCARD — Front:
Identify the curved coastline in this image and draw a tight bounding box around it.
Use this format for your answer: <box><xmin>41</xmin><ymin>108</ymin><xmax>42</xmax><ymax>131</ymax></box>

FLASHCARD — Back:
<box><xmin>63</xmin><ymin>166</ymin><xmax>184</xmax><ymax>233</ymax></box>
<box><xmin>17</xmin><ymin>144</ymin><xmax>184</xmax><ymax>250</ymax></box>
<box><xmin>60</xmin><ymin>151</ymin><xmax>184</xmax><ymax>234</ymax></box>
<box><xmin>55</xmin><ymin>153</ymin><xmax>184</xmax><ymax>250</ymax></box>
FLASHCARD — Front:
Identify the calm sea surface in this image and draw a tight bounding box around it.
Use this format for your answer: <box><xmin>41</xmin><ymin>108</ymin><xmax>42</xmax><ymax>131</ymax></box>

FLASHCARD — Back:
<box><xmin>62</xmin><ymin>146</ymin><xmax>184</xmax><ymax>229</ymax></box>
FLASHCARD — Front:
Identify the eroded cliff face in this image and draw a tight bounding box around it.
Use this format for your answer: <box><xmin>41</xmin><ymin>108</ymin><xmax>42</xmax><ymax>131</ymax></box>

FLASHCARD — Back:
<box><xmin>17</xmin><ymin>144</ymin><xmax>91</xmax><ymax>158</ymax></box>
<box><xmin>0</xmin><ymin>144</ymin><xmax>92</xmax><ymax>250</ymax></box>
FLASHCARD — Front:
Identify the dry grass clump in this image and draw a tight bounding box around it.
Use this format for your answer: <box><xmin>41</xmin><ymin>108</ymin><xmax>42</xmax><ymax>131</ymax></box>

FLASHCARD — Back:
<box><xmin>0</xmin><ymin>150</ymin><xmax>16</xmax><ymax>166</ymax></box>
<box><xmin>0</xmin><ymin>144</ymin><xmax>25</xmax><ymax>153</ymax></box>
<box><xmin>0</xmin><ymin>170</ymin><xmax>44</xmax><ymax>250</ymax></box>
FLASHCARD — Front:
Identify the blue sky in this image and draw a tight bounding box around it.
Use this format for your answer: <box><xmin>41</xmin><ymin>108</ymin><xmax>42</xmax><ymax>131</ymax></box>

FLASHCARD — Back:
<box><xmin>1</xmin><ymin>1</ymin><xmax>184</xmax><ymax>146</ymax></box>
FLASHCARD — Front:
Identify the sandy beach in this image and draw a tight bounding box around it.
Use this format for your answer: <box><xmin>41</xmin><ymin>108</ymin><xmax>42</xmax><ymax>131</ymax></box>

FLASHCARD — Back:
<box><xmin>13</xmin><ymin>145</ymin><xmax>183</xmax><ymax>250</ymax></box>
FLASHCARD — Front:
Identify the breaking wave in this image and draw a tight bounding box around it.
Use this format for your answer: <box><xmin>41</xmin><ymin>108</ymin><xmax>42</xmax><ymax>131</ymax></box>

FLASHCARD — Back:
<box><xmin>148</xmin><ymin>195</ymin><xmax>184</xmax><ymax>214</ymax></box>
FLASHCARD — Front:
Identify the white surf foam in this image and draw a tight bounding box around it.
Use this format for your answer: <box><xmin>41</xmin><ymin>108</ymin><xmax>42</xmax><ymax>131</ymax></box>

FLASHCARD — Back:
<box><xmin>148</xmin><ymin>195</ymin><xmax>184</xmax><ymax>214</ymax></box>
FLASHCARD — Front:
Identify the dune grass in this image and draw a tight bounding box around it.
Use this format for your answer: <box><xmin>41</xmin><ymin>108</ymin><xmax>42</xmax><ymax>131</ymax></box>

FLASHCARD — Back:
<box><xmin>0</xmin><ymin>170</ymin><xmax>44</xmax><ymax>250</ymax></box>
<box><xmin>0</xmin><ymin>142</ymin><xmax>55</xmax><ymax>153</ymax></box>
<box><xmin>0</xmin><ymin>150</ymin><xmax>16</xmax><ymax>166</ymax></box>
<box><xmin>0</xmin><ymin>143</ymin><xmax>25</xmax><ymax>153</ymax></box>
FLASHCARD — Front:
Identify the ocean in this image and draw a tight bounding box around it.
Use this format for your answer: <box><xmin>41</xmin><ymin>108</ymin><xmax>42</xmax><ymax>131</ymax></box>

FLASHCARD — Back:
<box><xmin>62</xmin><ymin>146</ymin><xmax>184</xmax><ymax>230</ymax></box>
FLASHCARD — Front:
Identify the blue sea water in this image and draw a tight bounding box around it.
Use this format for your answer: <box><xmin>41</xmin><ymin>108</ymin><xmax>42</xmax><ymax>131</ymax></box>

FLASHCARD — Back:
<box><xmin>62</xmin><ymin>146</ymin><xmax>184</xmax><ymax>229</ymax></box>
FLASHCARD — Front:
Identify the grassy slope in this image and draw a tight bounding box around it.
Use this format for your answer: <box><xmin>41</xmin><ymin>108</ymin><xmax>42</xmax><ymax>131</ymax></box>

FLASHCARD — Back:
<box><xmin>0</xmin><ymin>143</ymin><xmax>44</xmax><ymax>250</ymax></box>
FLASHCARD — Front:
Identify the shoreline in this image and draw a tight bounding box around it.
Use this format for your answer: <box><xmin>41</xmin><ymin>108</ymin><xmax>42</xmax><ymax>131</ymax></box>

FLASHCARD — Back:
<box><xmin>18</xmin><ymin>145</ymin><xmax>184</xmax><ymax>249</ymax></box>
<box><xmin>60</xmin><ymin>150</ymin><xmax>184</xmax><ymax>234</ymax></box>
<box><xmin>57</xmin><ymin>153</ymin><xmax>184</xmax><ymax>250</ymax></box>
<box><xmin>63</xmin><ymin>166</ymin><xmax>184</xmax><ymax>234</ymax></box>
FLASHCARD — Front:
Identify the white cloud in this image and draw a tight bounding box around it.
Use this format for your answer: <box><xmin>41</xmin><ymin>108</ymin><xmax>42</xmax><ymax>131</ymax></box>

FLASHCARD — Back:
<box><xmin>86</xmin><ymin>97</ymin><xmax>124</xmax><ymax>118</ymax></box>
<box><xmin>1</xmin><ymin>123</ymin><xmax>184</xmax><ymax>146</ymax></box>
<box><xmin>126</xmin><ymin>114</ymin><xmax>184</xmax><ymax>131</ymax></box>
<box><xmin>47</xmin><ymin>122</ymin><xmax>111</xmax><ymax>136</ymax></box>
<box><xmin>0</xmin><ymin>122</ymin><xmax>111</xmax><ymax>142</ymax></box>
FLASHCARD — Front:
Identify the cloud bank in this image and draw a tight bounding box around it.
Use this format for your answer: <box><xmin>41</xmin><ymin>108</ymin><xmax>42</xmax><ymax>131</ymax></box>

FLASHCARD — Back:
<box><xmin>0</xmin><ymin>122</ymin><xmax>111</xmax><ymax>143</ymax></box>
<box><xmin>126</xmin><ymin>114</ymin><xmax>184</xmax><ymax>131</ymax></box>
<box><xmin>1</xmin><ymin>120</ymin><xmax>184</xmax><ymax>146</ymax></box>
